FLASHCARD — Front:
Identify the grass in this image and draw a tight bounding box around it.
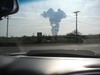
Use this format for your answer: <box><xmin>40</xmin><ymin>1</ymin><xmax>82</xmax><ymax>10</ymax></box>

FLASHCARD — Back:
<box><xmin>0</xmin><ymin>36</ymin><xmax>100</xmax><ymax>46</ymax></box>
<box><xmin>85</xmin><ymin>38</ymin><xmax>100</xmax><ymax>43</ymax></box>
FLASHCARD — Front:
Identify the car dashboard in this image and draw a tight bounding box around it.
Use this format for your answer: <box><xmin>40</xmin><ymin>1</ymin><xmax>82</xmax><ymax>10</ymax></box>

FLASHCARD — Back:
<box><xmin>0</xmin><ymin>50</ymin><xmax>100</xmax><ymax>75</ymax></box>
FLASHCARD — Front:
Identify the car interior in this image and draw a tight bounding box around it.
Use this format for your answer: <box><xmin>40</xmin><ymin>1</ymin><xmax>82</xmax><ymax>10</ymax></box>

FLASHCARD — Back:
<box><xmin>0</xmin><ymin>0</ymin><xmax>100</xmax><ymax>75</ymax></box>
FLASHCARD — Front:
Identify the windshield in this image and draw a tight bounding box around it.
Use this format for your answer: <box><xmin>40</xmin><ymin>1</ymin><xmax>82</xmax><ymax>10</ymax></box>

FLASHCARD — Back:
<box><xmin>0</xmin><ymin>0</ymin><xmax>100</xmax><ymax>55</ymax></box>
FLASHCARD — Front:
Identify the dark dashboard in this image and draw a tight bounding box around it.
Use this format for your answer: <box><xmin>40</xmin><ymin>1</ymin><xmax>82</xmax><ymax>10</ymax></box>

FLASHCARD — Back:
<box><xmin>0</xmin><ymin>50</ymin><xmax>100</xmax><ymax>75</ymax></box>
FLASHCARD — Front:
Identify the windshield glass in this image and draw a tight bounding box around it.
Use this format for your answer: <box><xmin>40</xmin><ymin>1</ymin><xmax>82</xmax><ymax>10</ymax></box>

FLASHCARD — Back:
<box><xmin>0</xmin><ymin>0</ymin><xmax>100</xmax><ymax>55</ymax></box>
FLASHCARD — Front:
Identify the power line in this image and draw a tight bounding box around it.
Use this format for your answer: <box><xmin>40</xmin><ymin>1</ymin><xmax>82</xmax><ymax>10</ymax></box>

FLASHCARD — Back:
<box><xmin>79</xmin><ymin>12</ymin><xmax>100</xmax><ymax>20</ymax></box>
<box><xmin>65</xmin><ymin>19</ymin><xmax>100</xmax><ymax>27</ymax></box>
<box><xmin>78</xmin><ymin>21</ymin><xmax>100</xmax><ymax>27</ymax></box>
<box><xmin>89</xmin><ymin>17</ymin><xmax>100</xmax><ymax>21</ymax></box>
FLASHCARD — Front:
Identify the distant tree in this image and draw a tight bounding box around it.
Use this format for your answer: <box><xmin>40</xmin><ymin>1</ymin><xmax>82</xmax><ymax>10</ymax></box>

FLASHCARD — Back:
<box><xmin>67</xmin><ymin>30</ymin><xmax>82</xmax><ymax>36</ymax></box>
<box><xmin>22</xmin><ymin>35</ymin><xmax>27</xmax><ymax>38</ymax></box>
<box><xmin>10</xmin><ymin>36</ymin><xmax>14</xmax><ymax>38</ymax></box>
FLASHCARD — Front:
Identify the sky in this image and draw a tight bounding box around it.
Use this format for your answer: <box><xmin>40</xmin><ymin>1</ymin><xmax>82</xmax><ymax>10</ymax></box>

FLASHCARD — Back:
<box><xmin>0</xmin><ymin>0</ymin><xmax>100</xmax><ymax>37</ymax></box>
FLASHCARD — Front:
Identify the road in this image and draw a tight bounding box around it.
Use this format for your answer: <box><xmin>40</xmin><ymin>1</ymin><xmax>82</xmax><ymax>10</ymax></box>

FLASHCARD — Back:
<box><xmin>0</xmin><ymin>43</ymin><xmax>100</xmax><ymax>54</ymax></box>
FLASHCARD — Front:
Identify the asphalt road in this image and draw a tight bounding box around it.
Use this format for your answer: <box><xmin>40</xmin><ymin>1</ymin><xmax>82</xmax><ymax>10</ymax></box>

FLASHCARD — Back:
<box><xmin>0</xmin><ymin>44</ymin><xmax>100</xmax><ymax>54</ymax></box>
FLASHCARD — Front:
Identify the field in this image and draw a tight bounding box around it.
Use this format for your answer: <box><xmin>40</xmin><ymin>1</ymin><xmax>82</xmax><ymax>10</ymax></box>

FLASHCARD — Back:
<box><xmin>0</xmin><ymin>35</ymin><xmax>100</xmax><ymax>47</ymax></box>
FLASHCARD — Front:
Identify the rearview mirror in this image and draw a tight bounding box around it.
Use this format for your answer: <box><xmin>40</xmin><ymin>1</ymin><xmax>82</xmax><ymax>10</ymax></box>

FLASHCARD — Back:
<box><xmin>0</xmin><ymin>0</ymin><xmax>19</xmax><ymax>20</ymax></box>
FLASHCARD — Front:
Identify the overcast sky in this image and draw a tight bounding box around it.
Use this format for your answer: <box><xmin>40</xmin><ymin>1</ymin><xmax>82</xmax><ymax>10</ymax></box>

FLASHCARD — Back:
<box><xmin>0</xmin><ymin>0</ymin><xmax>100</xmax><ymax>37</ymax></box>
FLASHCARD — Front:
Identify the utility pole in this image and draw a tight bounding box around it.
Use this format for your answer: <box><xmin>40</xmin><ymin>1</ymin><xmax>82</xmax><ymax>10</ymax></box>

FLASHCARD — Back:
<box><xmin>74</xmin><ymin>11</ymin><xmax>80</xmax><ymax>43</ymax></box>
<box><xmin>6</xmin><ymin>16</ymin><xmax>9</xmax><ymax>38</ymax></box>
